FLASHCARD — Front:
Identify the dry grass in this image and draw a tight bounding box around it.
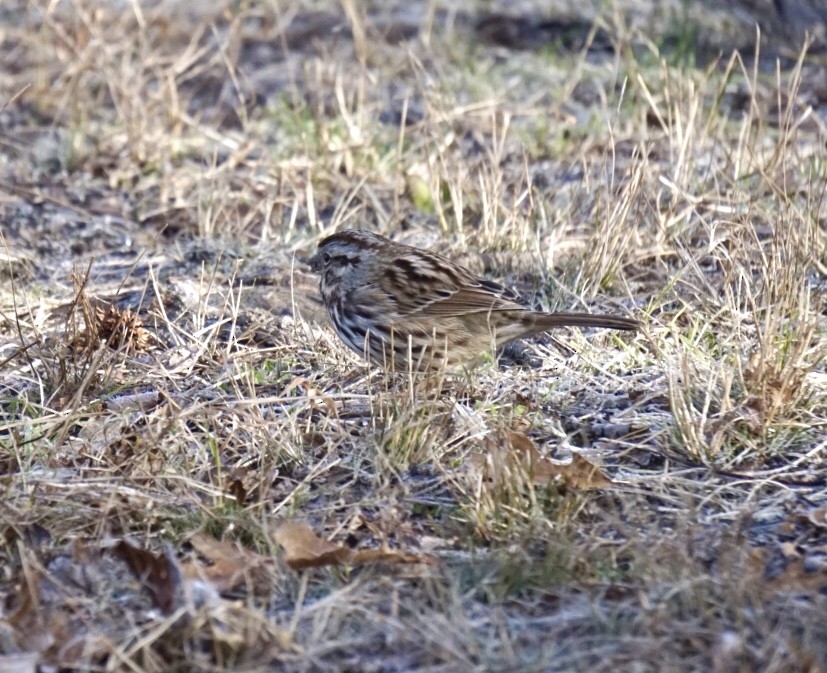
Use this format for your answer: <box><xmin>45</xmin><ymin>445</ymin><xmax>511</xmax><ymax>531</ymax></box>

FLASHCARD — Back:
<box><xmin>1</xmin><ymin>1</ymin><xmax>826</xmax><ymax>671</ymax></box>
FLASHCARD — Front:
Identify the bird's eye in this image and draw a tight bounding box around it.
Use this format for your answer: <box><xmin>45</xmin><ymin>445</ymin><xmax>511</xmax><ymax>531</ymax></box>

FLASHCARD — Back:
<box><xmin>322</xmin><ymin>252</ymin><xmax>331</xmax><ymax>265</ymax></box>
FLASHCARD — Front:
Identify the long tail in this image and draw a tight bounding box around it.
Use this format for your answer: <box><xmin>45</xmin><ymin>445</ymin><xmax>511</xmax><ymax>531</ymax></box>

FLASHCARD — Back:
<box><xmin>531</xmin><ymin>311</ymin><xmax>639</xmax><ymax>332</ymax></box>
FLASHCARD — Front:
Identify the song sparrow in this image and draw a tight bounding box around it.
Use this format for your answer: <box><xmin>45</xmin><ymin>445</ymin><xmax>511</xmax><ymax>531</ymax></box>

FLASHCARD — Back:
<box><xmin>308</xmin><ymin>230</ymin><xmax>638</xmax><ymax>372</ymax></box>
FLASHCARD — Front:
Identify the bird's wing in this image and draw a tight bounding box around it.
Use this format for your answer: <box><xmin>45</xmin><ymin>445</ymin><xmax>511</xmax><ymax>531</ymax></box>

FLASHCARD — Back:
<box><xmin>371</xmin><ymin>249</ymin><xmax>528</xmax><ymax>318</ymax></box>
<box><xmin>401</xmin><ymin>281</ymin><xmax>527</xmax><ymax>317</ymax></box>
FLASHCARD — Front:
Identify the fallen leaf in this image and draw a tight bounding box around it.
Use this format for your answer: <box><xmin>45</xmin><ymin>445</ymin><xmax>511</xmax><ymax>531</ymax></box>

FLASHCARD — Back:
<box><xmin>273</xmin><ymin>521</ymin><xmax>433</xmax><ymax>570</ymax></box>
<box><xmin>475</xmin><ymin>430</ymin><xmax>614</xmax><ymax>489</ymax></box>
<box><xmin>273</xmin><ymin>521</ymin><xmax>352</xmax><ymax>570</ymax></box>
<box><xmin>225</xmin><ymin>466</ymin><xmax>250</xmax><ymax>505</ymax></box>
<box><xmin>543</xmin><ymin>453</ymin><xmax>614</xmax><ymax>489</ymax></box>
<box><xmin>351</xmin><ymin>546</ymin><xmax>435</xmax><ymax>565</ymax></box>
<box><xmin>111</xmin><ymin>539</ymin><xmax>182</xmax><ymax>614</ymax></box>
<box><xmin>187</xmin><ymin>533</ymin><xmax>268</xmax><ymax>592</ymax></box>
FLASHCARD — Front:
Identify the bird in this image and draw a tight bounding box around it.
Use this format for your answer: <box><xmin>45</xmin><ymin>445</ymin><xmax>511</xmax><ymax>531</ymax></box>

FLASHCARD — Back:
<box><xmin>307</xmin><ymin>229</ymin><xmax>638</xmax><ymax>372</ymax></box>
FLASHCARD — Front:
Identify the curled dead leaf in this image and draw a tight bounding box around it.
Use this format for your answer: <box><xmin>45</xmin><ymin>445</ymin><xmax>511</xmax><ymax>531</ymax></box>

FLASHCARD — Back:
<box><xmin>111</xmin><ymin>539</ymin><xmax>182</xmax><ymax>614</ymax></box>
<box><xmin>187</xmin><ymin>533</ymin><xmax>269</xmax><ymax>592</ymax></box>
<box><xmin>273</xmin><ymin>521</ymin><xmax>351</xmax><ymax>570</ymax></box>
<box><xmin>351</xmin><ymin>546</ymin><xmax>434</xmax><ymax>565</ymax></box>
<box><xmin>546</xmin><ymin>453</ymin><xmax>614</xmax><ymax>489</ymax></box>
<box><xmin>110</xmin><ymin>538</ymin><xmax>220</xmax><ymax>613</ymax></box>
<box><xmin>272</xmin><ymin>521</ymin><xmax>434</xmax><ymax>570</ymax></box>
<box><xmin>473</xmin><ymin>430</ymin><xmax>614</xmax><ymax>489</ymax></box>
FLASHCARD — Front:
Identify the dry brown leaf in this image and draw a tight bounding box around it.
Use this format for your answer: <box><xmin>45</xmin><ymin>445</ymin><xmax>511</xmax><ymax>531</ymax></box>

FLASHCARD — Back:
<box><xmin>477</xmin><ymin>430</ymin><xmax>614</xmax><ymax>489</ymax></box>
<box><xmin>111</xmin><ymin>539</ymin><xmax>182</xmax><ymax>614</ymax></box>
<box><xmin>111</xmin><ymin>538</ymin><xmax>224</xmax><ymax>611</ymax></box>
<box><xmin>273</xmin><ymin>521</ymin><xmax>352</xmax><ymax>570</ymax></box>
<box><xmin>225</xmin><ymin>467</ymin><xmax>250</xmax><ymax>506</ymax></box>
<box><xmin>187</xmin><ymin>533</ymin><xmax>268</xmax><ymax>592</ymax></box>
<box><xmin>273</xmin><ymin>521</ymin><xmax>433</xmax><ymax>570</ymax></box>
<box><xmin>544</xmin><ymin>453</ymin><xmax>615</xmax><ymax>489</ymax></box>
<box><xmin>350</xmin><ymin>546</ymin><xmax>435</xmax><ymax>565</ymax></box>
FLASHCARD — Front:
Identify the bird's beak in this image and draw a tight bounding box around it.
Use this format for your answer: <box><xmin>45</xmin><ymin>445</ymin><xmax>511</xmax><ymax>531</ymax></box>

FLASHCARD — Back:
<box><xmin>307</xmin><ymin>252</ymin><xmax>321</xmax><ymax>273</ymax></box>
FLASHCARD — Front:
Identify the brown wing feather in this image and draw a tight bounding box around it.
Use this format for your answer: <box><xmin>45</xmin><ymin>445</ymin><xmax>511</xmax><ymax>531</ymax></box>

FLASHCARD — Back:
<box><xmin>372</xmin><ymin>250</ymin><xmax>524</xmax><ymax>318</ymax></box>
<box><xmin>407</xmin><ymin>284</ymin><xmax>526</xmax><ymax>317</ymax></box>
